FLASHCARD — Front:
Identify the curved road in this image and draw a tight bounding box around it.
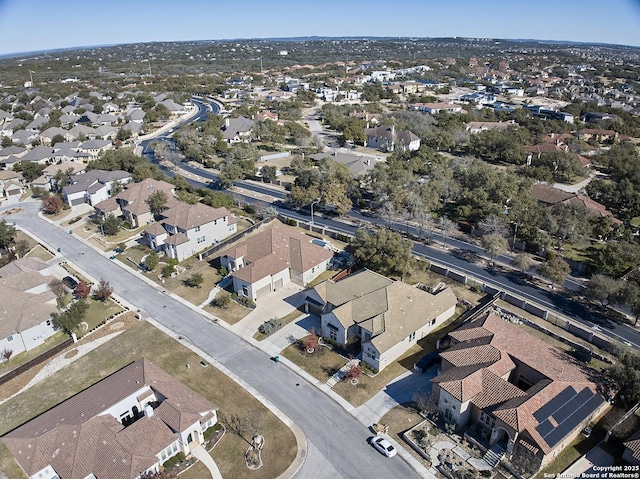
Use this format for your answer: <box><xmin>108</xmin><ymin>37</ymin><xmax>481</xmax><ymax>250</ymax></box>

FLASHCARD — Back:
<box><xmin>136</xmin><ymin>105</ymin><xmax>640</xmax><ymax>348</ymax></box>
<box><xmin>1</xmin><ymin>202</ymin><xmax>421</xmax><ymax>479</ymax></box>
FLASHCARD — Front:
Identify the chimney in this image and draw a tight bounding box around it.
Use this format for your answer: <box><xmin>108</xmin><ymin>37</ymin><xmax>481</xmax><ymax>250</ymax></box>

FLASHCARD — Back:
<box><xmin>144</xmin><ymin>404</ymin><xmax>154</xmax><ymax>418</ymax></box>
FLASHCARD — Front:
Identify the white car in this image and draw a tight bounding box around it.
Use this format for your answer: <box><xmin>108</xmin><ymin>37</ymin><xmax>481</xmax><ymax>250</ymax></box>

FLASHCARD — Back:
<box><xmin>369</xmin><ymin>436</ymin><xmax>397</xmax><ymax>457</ymax></box>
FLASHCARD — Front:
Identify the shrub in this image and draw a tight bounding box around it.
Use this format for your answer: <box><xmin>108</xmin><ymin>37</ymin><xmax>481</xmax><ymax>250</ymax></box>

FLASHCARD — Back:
<box><xmin>219</xmin><ymin>266</ymin><xmax>228</xmax><ymax>277</ymax></box>
<box><xmin>163</xmin><ymin>452</ymin><xmax>185</xmax><ymax>469</ymax></box>
<box><xmin>258</xmin><ymin>317</ymin><xmax>284</xmax><ymax>336</ymax></box>
<box><xmin>237</xmin><ymin>296</ymin><xmax>255</xmax><ymax>308</ymax></box>
<box><xmin>212</xmin><ymin>294</ymin><xmax>230</xmax><ymax>309</ymax></box>
<box><xmin>345</xmin><ymin>363</ymin><xmax>362</xmax><ymax>380</ymax></box>
<box><xmin>243</xmin><ymin>204</ymin><xmax>257</xmax><ymax>214</ymax></box>
<box><xmin>203</xmin><ymin>423</ymin><xmax>223</xmax><ymax>440</ymax></box>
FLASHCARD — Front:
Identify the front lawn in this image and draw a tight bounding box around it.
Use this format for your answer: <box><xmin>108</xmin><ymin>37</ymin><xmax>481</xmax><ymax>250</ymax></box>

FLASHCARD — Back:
<box><xmin>204</xmin><ymin>291</ymin><xmax>252</xmax><ymax>325</ymax></box>
<box><xmin>0</xmin><ymin>321</ymin><xmax>297</xmax><ymax>479</ymax></box>
<box><xmin>78</xmin><ymin>298</ymin><xmax>125</xmax><ymax>338</ymax></box>
<box><xmin>282</xmin><ymin>309</ymin><xmax>467</xmax><ymax>407</ymax></box>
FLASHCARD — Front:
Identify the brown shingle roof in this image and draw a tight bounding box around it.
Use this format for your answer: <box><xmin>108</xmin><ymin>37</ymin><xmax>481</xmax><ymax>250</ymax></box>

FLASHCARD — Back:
<box><xmin>223</xmin><ymin>224</ymin><xmax>333</xmax><ymax>284</ymax></box>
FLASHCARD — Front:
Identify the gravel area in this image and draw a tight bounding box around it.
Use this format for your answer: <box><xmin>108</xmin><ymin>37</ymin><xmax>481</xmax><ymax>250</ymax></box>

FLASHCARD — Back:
<box><xmin>0</xmin><ymin>331</ymin><xmax>123</xmax><ymax>406</ymax></box>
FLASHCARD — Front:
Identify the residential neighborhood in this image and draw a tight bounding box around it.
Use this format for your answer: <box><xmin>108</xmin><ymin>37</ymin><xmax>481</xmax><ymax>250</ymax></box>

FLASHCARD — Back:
<box><xmin>1</xmin><ymin>24</ymin><xmax>640</xmax><ymax>479</ymax></box>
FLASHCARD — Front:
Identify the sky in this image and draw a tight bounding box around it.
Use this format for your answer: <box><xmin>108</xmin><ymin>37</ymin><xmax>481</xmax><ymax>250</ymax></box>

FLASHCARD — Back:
<box><xmin>0</xmin><ymin>0</ymin><xmax>639</xmax><ymax>56</ymax></box>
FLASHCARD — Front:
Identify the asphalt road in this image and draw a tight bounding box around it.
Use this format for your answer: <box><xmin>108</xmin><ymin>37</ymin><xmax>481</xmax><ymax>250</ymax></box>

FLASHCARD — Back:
<box><xmin>2</xmin><ymin>202</ymin><xmax>421</xmax><ymax>479</ymax></box>
<box><xmin>134</xmin><ymin>97</ymin><xmax>640</xmax><ymax>348</ymax></box>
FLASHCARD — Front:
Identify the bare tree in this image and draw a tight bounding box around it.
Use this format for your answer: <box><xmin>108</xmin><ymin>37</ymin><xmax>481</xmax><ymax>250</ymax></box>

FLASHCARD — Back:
<box><xmin>49</xmin><ymin>278</ymin><xmax>67</xmax><ymax>298</ymax></box>
<box><xmin>222</xmin><ymin>412</ymin><xmax>251</xmax><ymax>445</ymax></box>
<box><xmin>2</xmin><ymin>348</ymin><xmax>13</xmax><ymax>365</ymax></box>
<box><xmin>440</xmin><ymin>217</ymin><xmax>458</xmax><ymax>247</ymax></box>
<box><xmin>478</xmin><ymin>214</ymin><xmax>508</xmax><ymax>237</ymax></box>
<box><xmin>413</xmin><ymin>390</ymin><xmax>439</xmax><ymax>416</ymax></box>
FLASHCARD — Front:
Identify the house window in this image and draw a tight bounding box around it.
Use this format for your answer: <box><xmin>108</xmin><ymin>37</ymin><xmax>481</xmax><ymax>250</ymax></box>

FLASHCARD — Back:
<box><xmin>7</xmin><ymin>335</ymin><xmax>13</xmax><ymax>342</ymax></box>
<box><xmin>329</xmin><ymin>329</ymin><xmax>337</xmax><ymax>341</ymax></box>
<box><xmin>197</xmin><ymin>236</ymin><xmax>206</xmax><ymax>244</ymax></box>
<box><xmin>480</xmin><ymin>411</ymin><xmax>495</xmax><ymax>428</ymax></box>
<box><xmin>242</xmin><ymin>286</ymin><xmax>249</xmax><ymax>297</ymax></box>
<box><xmin>195</xmin><ymin>226</ymin><xmax>201</xmax><ymax>232</ymax></box>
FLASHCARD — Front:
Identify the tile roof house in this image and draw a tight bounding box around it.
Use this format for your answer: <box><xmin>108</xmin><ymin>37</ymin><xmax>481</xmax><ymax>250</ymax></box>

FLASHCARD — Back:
<box><xmin>431</xmin><ymin>312</ymin><xmax>610</xmax><ymax>470</ymax></box>
<box><xmin>409</xmin><ymin>102</ymin><xmax>464</xmax><ymax>114</ymax></box>
<box><xmin>0</xmin><ymin>257</ymin><xmax>58</xmax><ymax>356</ymax></box>
<box><xmin>62</xmin><ymin>169</ymin><xmax>132</xmax><ymax>206</ymax></box>
<box><xmin>623</xmin><ymin>429</ymin><xmax>640</xmax><ymax>466</ymax></box>
<box><xmin>220</xmin><ymin>223</ymin><xmax>333</xmax><ymax>302</ymax></box>
<box><xmin>531</xmin><ymin>184</ymin><xmax>621</xmax><ymax>224</ymax></box>
<box><xmin>364</xmin><ymin>125</ymin><xmax>421</xmax><ymax>152</ymax></box>
<box><xmin>307</xmin><ymin>269</ymin><xmax>457</xmax><ymax>372</ymax></box>
<box><xmin>2</xmin><ymin>358</ymin><xmax>218</xmax><ymax>479</ymax></box>
<box><xmin>143</xmin><ymin>201</ymin><xmax>237</xmax><ymax>261</ymax></box>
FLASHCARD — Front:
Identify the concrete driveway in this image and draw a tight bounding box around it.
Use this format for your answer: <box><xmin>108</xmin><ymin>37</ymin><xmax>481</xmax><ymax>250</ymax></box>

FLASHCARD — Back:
<box><xmin>229</xmin><ymin>282</ymin><xmax>305</xmax><ymax>338</ymax></box>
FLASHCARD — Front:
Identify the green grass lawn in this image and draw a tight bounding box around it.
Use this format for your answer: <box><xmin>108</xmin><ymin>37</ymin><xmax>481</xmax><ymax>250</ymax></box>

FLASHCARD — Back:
<box><xmin>0</xmin><ymin>321</ymin><xmax>297</xmax><ymax>479</ymax></box>
<box><xmin>78</xmin><ymin>298</ymin><xmax>125</xmax><ymax>338</ymax></box>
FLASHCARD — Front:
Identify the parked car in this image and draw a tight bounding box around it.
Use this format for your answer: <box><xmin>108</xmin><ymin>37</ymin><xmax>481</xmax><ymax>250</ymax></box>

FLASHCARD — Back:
<box><xmin>62</xmin><ymin>276</ymin><xmax>78</xmax><ymax>289</ymax></box>
<box><xmin>414</xmin><ymin>351</ymin><xmax>441</xmax><ymax>373</ymax></box>
<box><xmin>369</xmin><ymin>436</ymin><xmax>397</xmax><ymax>457</ymax></box>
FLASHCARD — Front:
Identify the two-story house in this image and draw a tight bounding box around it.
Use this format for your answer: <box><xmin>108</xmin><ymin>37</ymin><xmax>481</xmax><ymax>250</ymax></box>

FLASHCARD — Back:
<box><xmin>143</xmin><ymin>202</ymin><xmax>236</xmax><ymax>261</ymax></box>
<box><xmin>3</xmin><ymin>358</ymin><xmax>218</xmax><ymax>479</ymax></box>
<box><xmin>307</xmin><ymin>269</ymin><xmax>457</xmax><ymax>372</ymax></box>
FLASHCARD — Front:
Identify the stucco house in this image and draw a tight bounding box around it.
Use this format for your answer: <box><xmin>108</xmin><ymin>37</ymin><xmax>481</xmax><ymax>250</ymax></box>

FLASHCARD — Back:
<box><xmin>364</xmin><ymin>125</ymin><xmax>421</xmax><ymax>152</ymax></box>
<box><xmin>219</xmin><ymin>223</ymin><xmax>333</xmax><ymax>302</ymax></box>
<box><xmin>3</xmin><ymin>358</ymin><xmax>218</xmax><ymax>479</ymax></box>
<box><xmin>409</xmin><ymin>102</ymin><xmax>464</xmax><ymax>114</ymax></box>
<box><xmin>143</xmin><ymin>202</ymin><xmax>236</xmax><ymax>261</ymax></box>
<box><xmin>430</xmin><ymin>312</ymin><xmax>610</xmax><ymax>470</ymax></box>
<box><xmin>0</xmin><ymin>257</ymin><xmax>59</xmax><ymax>356</ymax></box>
<box><xmin>306</xmin><ymin>269</ymin><xmax>457</xmax><ymax>372</ymax></box>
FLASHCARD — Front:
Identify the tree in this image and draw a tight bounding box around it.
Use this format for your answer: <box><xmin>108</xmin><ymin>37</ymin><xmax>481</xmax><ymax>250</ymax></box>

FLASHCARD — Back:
<box><xmin>51</xmin><ymin>134</ymin><xmax>66</xmax><ymax>146</ymax></box>
<box><xmin>0</xmin><ymin>219</ymin><xmax>16</xmax><ymax>249</ymax></box>
<box><xmin>345</xmin><ymin>363</ymin><xmax>362</xmax><ymax>380</ymax></box>
<box><xmin>116</xmin><ymin>128</ymin><xmax>132</xmax><ymax>141</ymax></box>
<box><xmin>478</xmin><ymin>215</ymin><xmax>508</xmax><ymax>237</ymax></box>
<box><xmin>212</xmin><ymin>293</ymin><xmax>230</xmax><ymax>309</ymax></box>
<box><xmin>606</xmin><ymin>347</ymin><xmax>640</xmax><ymax>406</ymax></box>
<box><xmin>537</xmin><ymin>255</ymin><xmax>570</xmax><ymax>288</ymax></box>
<box><xmin>187</xmin><ymin>272</ymin><xmax>204</xmax><ymax>288</ymax></box>
<box><xmin>440</xmin><ymin>217</ymin><xmax>458</xmax><ymax>247</ymax></box>
<box><xmin>481</xmin><ymin>233</ymin><xmax>508</xmax><ymax>261</ymax></box>
<box><xmin>511</xmin><ymin>252</ymin><xmax>533</xmax><ymax>273</ymax></box>
<box><xmin>303</xmin><ymin>328</ymin><xmax>319</xmax><ymax>351</ymax></box>
<box><xmin>13</xmin><ymin>239</ymin><xmax>30</xmax><ymax>258</ymax></box>
<box><xmin>94</xmin><ymin>279</ymin><xmax>113</xmax><ymax>301</ymax></box>
<box><xmin>584</xmin><ymin>274</ymin><xmax>621</xmax><ymax>308</ymax></box>
<box><xmin>48</xmin><ymin>278</ymin><xmax>67</xmax><ymax>298</ymax></box>
<box><xmin>75</xmin><ymin>281</ymin><xmax>91</xmax><ymax>299</ymax></box>
<box><xmin>162</xmin><ymin>258</ymin><xmax>179</xmax><ymax>278</ymax></box>
<box><xmin>144</xmin><ymin>251</ymin><xmax>159</xmax><ymax>271</ymax></box>
<box><xmin>52</xmin><ymin>299</ymin><xmax>89</xmax><ymax>335</ymax></box>
<box><xmin>102</xmin><ymin>213</ymin><xmax>123</xmax><ymax>236</ymax></box>
<box><xmin>260</xmin><ymin>165</ymin><xmax>278</xmax><ymax>183</ymax></box>
<box><xmin>147</xmin><ymin>190</ymin><xmax>168</xmax><ymax>218</ymax></box>
<box><xmin>42</xmin><ymin>195</ymin><xmax>63</xmax><ymax>215</ymax></box>
<box><xmin>2</xmin><ymin>348</ymin><xmax>13</xmax><ymax>365</ymax></box>
<box><xmin>623</xmin><ymin>283</ymin><xmax>640</xmax><ymax>326</ymax></box>
<box><xmin>348</xmin><ymin>228</ymin><xmax>413</xmax><ymax>279</ymax></box>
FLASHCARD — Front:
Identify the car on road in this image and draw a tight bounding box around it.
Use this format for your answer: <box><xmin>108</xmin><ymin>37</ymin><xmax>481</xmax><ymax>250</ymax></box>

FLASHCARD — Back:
<box><xmin>369</xmin><ymin>436</ymin><xmax>397</xmax><ymax>457</ymax></box>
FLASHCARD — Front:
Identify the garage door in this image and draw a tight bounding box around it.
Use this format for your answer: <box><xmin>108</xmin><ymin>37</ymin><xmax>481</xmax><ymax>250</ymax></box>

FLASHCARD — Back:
<box><xmin>256</xmin><ymin>284</ymin><xmax>271</xmax><ymax>298</ymax></box>
<box><xmin>273</xmin><ymin>278</ymin><xmax>284</xmax><ymax>290</ymax></box>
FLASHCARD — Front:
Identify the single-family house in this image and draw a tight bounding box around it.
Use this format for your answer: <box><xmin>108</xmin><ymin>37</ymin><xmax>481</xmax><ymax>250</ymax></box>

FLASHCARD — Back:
<box><xmin>430</xmin><ymin>312</ymin><xmax>610</xmax><ymax>470</ymax></box>
<box><xmin>3</xmin><ymin>358</ymin><xmax>218</xmax><ymax>479</ymax></box>
<box><xmin>623</xmin><ymin>429</ymin><xmax>640</xmax><ymax>466</ymax></box>
<box><xmin>221</xmin><ymin>116</ymin><xmax>254</xmax><ymax>144</ymax></box>
<box><xmin>0</xmin><ymin>170</ymin><xmax>23</xmax><ymax>198</ymax></box>
<box><xmin>102</xmin><ymin>178</ymin><xmax>175</xmax><ymax>228</ymax></box>
<box><xmin>364</xmin><ymin>125</ymin><xmax>420</xmax><ymax>152</ymax></box>
<box><xmin>408</xmin><ymin>102</ymin><xmax>464</xmax><ymax>114</ymax></box>
<box><xmin>219</xmin><ymin>223</ymin><xmax>333</xmax><ymax>302</ymax></box>
<box><xmin>39</xmin><ymin>127</ymin><xmax>68</xmax><ymax>145</ymax></box>
<box><xmin>307</xmin><ymin>269</ymin><xmax>457</xmax><ymax>372</ymax></box>
<box><xmin>309</xmin><ymin>151</ymin><xmax>383</xmax><ymax>178</ymax></box>
<box><xmin>465</xmin><ymin>121</ymin><xmax>516</xmax><ymax>134</ymax></box>
<box><xmin>62</xmin><ymin>169</ymin><xmax>132</xmax><ymax>206</ymax></box>
<box><xmin>531</xmin><ymin>184</ymin><xmax>621</xmax><ymax>224</ymax></box>
<box><xmin>0</xmin><ymin>145</ymin><xmax>27</xmax><ymax>169</ymax></box>
<box><xmin>0</xmin><ymin>257</ymin><xmax>58</xmax><ymax>356</ymax></box>
<box><xmin>143</xmin><ymin>202</ymin><xmax>236</xmax><ymax>261</ymax></box>
<box><xmin>79</xmin><ymin>139</ymin><xmax>113</xmax><ymax>159</ymax></box>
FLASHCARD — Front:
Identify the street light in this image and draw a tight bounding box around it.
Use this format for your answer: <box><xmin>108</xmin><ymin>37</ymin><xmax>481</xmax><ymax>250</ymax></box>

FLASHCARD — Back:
<box><xmin>310</xmin><ymin>200</ymin><xmax>320</xmax><ymax>227</ymax></box>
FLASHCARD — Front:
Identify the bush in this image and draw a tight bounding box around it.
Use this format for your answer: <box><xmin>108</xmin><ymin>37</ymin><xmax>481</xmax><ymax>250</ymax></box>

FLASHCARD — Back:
<box><xmin>203</xmin><ymin>423</ymin><xmax>223</xmax><ymax>440</ymax></box>
<box><xmin>258</xmin><ymin>317</ymin><xmax>284</xmax><ymax>336</ymax></box>
<box><xmin>163</xmin><ymin>452</ymin><xmax>185</xmax><ymax>469</ymax></box>
<box><xmin>212</xmin><ymin>293</ymin><xmax>230</xmax><ymax>309</ymax></box>
<box><xmin>237</xmin><ymin>296</ymin><xmax>256</xmax><ymax>308</ymax></box>
<box><xmin>243</xmin><ymin>204</ymin><xmax>257</xmax><ymax>214</ymax></box>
